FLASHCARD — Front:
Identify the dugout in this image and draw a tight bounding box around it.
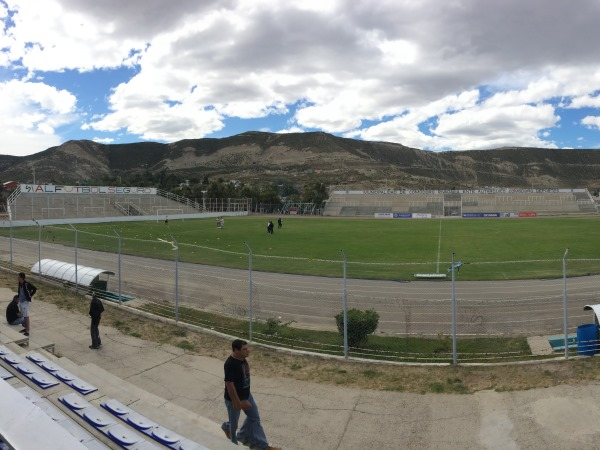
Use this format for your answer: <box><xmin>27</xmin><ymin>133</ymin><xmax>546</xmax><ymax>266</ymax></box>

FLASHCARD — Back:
<box><xmin>31</xmin><ymin>258</ymin><xmax>115</xmax><ymax>293</ymax></box>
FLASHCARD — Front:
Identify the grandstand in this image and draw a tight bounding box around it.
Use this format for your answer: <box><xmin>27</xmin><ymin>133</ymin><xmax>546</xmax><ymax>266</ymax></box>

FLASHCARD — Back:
<box><xmin>323</xmin><ymin>188</ymin><xmax>598</xmax><ymax>218</ymax></box>
<box><xmin>3</xmin><ymin>184</ymin><xmax>250</xmax><ymax>223</ymax></box>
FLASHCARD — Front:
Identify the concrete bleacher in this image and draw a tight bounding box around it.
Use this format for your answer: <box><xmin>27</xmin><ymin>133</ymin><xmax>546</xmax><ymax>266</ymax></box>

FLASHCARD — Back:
<box><xmin>0</xmin><ymin>288</ymin><xmax>238</xmax><ymax>450</ymax></box>
<box><xmin>10</xmin><ymin>193</ymin><xmax>201</xmax><ymax>221</ymax></box>
<box><xmin>0</xmin><ymin>339</ymin><xmax>237</xmax><ymax>450</ymax></box>
<box><xmin>323</xmin><ymin>189</ymin><xmax>598</xmax><ymax>217</ymax></box>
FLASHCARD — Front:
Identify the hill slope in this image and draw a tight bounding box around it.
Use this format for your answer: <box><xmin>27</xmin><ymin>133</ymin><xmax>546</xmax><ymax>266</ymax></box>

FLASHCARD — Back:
<box><xmin>2</xmin><ymin>132</ymin><xmax>600</xmax><ymax>189</ymax></box>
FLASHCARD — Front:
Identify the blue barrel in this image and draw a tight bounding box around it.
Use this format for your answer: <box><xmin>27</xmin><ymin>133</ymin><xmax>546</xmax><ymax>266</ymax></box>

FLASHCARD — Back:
<box><xmin>577</xmin><ymin>324</ymin><xmax>599</xmax><ymax>356</ymax></box>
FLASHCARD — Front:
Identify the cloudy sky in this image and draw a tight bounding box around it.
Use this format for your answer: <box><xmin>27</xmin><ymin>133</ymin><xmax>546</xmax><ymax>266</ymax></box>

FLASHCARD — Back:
<box><xmin>1</xmin><ymin>0</ymin><xmax>600</xmax><ymax>157</ymax></box>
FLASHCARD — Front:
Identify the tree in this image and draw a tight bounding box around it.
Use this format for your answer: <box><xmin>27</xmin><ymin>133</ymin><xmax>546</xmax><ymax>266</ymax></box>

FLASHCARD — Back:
<box><xmin>335</xmin><ymin>308</ymin><xmax>380</xmax><ymax>347</ymax></box>
<box><xmin>301</xmin><ymin>182</ymin><xmax>328</xmax><ymax>206</ymax></box>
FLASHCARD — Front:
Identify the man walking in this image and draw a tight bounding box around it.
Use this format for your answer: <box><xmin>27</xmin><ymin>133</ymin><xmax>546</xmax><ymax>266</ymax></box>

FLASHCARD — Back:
<box><xmin>89</xmin><ymin>294</ymin><xmax>104</xmax><ymax>349</ymax></box>
<box><xmin>17</xmin><ymin>272</ymin><xmax>36</xmax><ymax>336</ymax></box>
<box><xmin>221</xmin><ymin>339</ymin><xmax>280</xmax><ymax>450</ymax></box>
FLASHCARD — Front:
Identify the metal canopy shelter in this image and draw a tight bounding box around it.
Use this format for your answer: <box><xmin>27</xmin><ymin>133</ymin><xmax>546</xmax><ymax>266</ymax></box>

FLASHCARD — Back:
<box><xmin>31</xmin><ymin>259</ymin><xmax>115</xmax><ymax>291</ymax></box>
<box><xmin>584</xmin><ymin>304</ymin><xmax>600</xmax><ymax>325</ymax></box>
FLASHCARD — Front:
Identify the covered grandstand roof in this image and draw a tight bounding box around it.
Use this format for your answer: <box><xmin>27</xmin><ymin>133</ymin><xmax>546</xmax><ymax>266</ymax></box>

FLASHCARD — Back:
<box><xmin>31</xmin><ymin>259</ymin><xmax>115</xmax><ymax>287</ymax></box>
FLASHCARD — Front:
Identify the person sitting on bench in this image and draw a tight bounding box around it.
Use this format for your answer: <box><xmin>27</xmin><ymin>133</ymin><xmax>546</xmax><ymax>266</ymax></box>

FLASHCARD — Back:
<box><xmin>6</xmin><ymin>294</ymin><xmax>24</xmax><ymax>327</ymax></box>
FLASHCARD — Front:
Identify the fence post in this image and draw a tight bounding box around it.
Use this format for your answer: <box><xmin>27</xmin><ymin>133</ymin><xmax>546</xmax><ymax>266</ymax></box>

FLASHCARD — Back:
<box><xmin>244</xmin><ymin>241</ymin><xmax>253</xmax><ymax>342</ymax></box>
<box><xmin>341</xmin><ymin>249</ymin><xmax>348</xmax><ymax>359</ymax></box>
<box><xmin>451</xmin><ymin>252</ymin><xmax>457</xmax><ymax>366</ymax></box>
<box><xmin>9</xmin><ymin>219</ymin><xmax>12</xmax><ymax>269</ymax></box>
<box><xmin>170</xmin><ymin>234</ymin><xmax>179</xmax><ymax>322</ymax></box>
<box><xmin>563</xmin><ymin>248</ymin><xmax>569</xmax><ymax>359</ymax></box>
<box><xmin>68</xmin><ymin>224</ymin><xmax>78</xmax><ymax>292</ymax></box>
<box><xmin>33</xmin><ymin>219</ymin><xmax>41</xmax><ymax>279</ymax></box>
<box><xmin>113</xmin><ymin>230</ymin><xmax>122</xmax><ymax>305</ymax></box>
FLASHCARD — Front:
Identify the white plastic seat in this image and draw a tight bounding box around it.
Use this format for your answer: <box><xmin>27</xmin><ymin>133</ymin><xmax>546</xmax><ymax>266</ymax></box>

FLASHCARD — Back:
<box><xmin>40</xmin><ymin>360</ymin><xmax>61</xmax><ymax>372</ymax></box>
<box><xmin>60</xmin><ymin>392</ymin><xmax>92</xmax><ymax>411</ymax></box>
<box><xmin>107</xmin><ymin>424</ymin><xmax>142</xmax><ymax>446</ymax></box>
<box><xmin>83</xmin><ymin>408</ymin><xmax>117</xmax><ymax>428</ymax></box>
<box><xmin>70</xmin><ymin>378</ymin><xmax>97</xmax><ymax>394</ymax></box>
<box><xmin>30</xmin><ymin>372</ymin><xmax>59</xmax><ymax>389</ymax></box>
<box><xmin>126</xmin><ymin>411</ymin><xmax>157</xmax><ymax>431</ymax></box>
<box><xmin>55</xmin><ymin>369</ymin><xmax>76</xmax><ymax>382</ymax></box>
<box><xmin>26</xmin><ymin>352</ymin><xmax>47</xmax><ymax>364</ymax></box>
<box><xmin>101</xmin><ymin>399</ymin><xmax>133</xmax><ymax>417</ymax></box>
<box><xmin>16</xmin><ymin>362</ymin><xmax>39</xmax><ymax>375</ymax></box>
<box><xmin>2</xmin><ymin>353</ymin><xmax>23</xmax><ymax>365</ymax></box>
<box><xmin>151</xmin><ymin>426</ymin><xmax>182</xmax><ymax>446</ymax></box>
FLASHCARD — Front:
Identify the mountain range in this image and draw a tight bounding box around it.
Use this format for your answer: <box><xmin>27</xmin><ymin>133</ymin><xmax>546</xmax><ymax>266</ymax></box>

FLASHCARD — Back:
<box><xmin>1</xmin><ymin>132</ymin><xmax>599</xmax><ymax>190</ymax></box>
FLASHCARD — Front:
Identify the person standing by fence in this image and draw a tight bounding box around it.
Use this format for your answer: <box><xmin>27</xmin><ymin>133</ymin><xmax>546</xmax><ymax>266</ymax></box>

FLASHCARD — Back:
<box><xmin>17</xmin><ymin>272</ymin><xmax>36</xmax><ymax>337</ymax></box>
<box><xmin>89</xmin><ymin>294</ymin><xmax>104</xmax><ymax>350</ymax></box>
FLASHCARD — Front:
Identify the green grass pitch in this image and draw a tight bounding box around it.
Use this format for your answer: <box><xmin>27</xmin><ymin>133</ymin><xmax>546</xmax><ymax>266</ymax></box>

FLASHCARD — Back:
<box><xmin>6</xmin><ymin>215</ymin><xmax>600</xmax><ymax>281</ymax></box>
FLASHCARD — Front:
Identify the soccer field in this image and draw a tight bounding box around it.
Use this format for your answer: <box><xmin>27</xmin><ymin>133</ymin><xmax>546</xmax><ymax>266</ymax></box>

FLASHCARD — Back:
<box><xmin>6</xmin><ymin>215</ymin><xmax>600</xmax><ymax>281</ymax></box>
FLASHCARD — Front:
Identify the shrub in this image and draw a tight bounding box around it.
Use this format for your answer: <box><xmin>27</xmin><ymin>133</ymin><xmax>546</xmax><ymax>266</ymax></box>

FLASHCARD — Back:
<box><xmin>335</xmin><ymin>308</ymin><xmax>380</xmax><ymax>347</ymax></box>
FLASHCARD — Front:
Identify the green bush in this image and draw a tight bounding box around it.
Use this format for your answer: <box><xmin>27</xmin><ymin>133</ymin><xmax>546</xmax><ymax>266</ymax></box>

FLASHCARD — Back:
<box><xmin>335</xmin><ymin>308</ymin><xmax>380</xmax><ymax>347</ymax></box>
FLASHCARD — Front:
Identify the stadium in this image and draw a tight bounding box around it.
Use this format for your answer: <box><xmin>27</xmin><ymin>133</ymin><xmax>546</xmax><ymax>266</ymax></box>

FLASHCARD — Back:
<box><xmin>2</xmin><ymin>182</ymin><xmax>600</xmax><ymax>449</ymax></box>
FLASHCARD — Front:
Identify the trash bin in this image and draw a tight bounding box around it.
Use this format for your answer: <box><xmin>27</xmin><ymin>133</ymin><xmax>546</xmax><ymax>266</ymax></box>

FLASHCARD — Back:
<box><xmin>577</xmin><ymin>324</ymin><xmax>599</xmax><ymax>356</ymax></box>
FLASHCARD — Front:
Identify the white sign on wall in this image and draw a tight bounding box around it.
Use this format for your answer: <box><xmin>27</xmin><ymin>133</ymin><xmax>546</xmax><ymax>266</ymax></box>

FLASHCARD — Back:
<box><xmin>21</xmin><ymin>185</ymin><xmax>157</xmax><ymax>195</ymax></box>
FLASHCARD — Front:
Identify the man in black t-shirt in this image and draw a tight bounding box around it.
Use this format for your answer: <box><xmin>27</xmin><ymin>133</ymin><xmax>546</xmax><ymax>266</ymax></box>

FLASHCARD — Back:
<box><xmin>6</xmin><ymin>295</ymin><xmax>24</xmax><ymax>326</ymax></box>
<box><xmin>221</xmin><ymin>339</ymin><xmax>280</xmax><ymax>450</ymax></box>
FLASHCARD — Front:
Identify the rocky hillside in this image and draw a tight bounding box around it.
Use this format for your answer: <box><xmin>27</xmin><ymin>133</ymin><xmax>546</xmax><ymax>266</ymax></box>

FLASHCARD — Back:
<box><xmin>2</xmin><ymin>132</ymin><xmax>600</xmax><ymax>190</ymax></box>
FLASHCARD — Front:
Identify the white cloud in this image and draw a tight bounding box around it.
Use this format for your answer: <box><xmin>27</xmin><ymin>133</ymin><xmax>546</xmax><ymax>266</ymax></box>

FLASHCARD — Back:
<box><xmin>92</xmin><ymin>137</ymin><xmax>114</xmax><ymax>144</ymax></box>
<box><xmin>1</xmin><ymin>0</ymin><xmax>600</xmax><ymax>153</ymax></box>
<box><xmin>582</xmin><ymin>116</ymin><xmax>600</xmax><ymax>130</ymax></box>
<box><xmin>0</xmin><ymin>79</ymin><xmax>77</xmax><ymax>156</ymax></box>
<box><xmin>569</xmin><ymin>95</ymin><xmax>600</xmax><ymax>109</ymax></box>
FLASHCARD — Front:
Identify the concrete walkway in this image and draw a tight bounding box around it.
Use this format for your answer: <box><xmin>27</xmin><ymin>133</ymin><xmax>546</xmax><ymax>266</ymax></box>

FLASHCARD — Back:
<box><xmin>5</xmin><ymin>290</ymin><xmax>600</xmax><ymax>449</ymax></box>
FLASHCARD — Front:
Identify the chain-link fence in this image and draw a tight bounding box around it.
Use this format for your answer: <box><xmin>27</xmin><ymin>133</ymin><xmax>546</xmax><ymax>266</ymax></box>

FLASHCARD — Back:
<box><xmin>1</xmin><ymin>225</ymin><xmax>599</xmax><ymax>364</ymax></box>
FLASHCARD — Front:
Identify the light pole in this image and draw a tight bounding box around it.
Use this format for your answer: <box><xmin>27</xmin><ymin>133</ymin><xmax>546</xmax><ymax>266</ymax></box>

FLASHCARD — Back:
<box><xmin>341</xmin><ymin>249</ymin><xmax>348</xmax><ymax>359</ymax></box>
<box><xmin>32</xmin><ymin>219</ymin><xmax>41</xmax><ymax>278</ymax></box>
<box><xmin>170</xmin><ymin>234</ymin><xmax>179</xmax><ymax>322</ymax></box>
<box><xmin>68</xmin><ymin>224</ymin><xmax>78</xmax><ymax>292</ymax></box>
<box><xmin>563</xmin><ymin>248</ymin><xmax>569</xmax><ymax>359</ymax></box>
<box><xmin>244</xmin><ymin>241</ymin><xmax>253</xmax><ymax>341</ymax></box>
<box><xmin>113</xmin><ymin>229</ymin><xmax>122</xmax><ymax>304</ymax></box>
